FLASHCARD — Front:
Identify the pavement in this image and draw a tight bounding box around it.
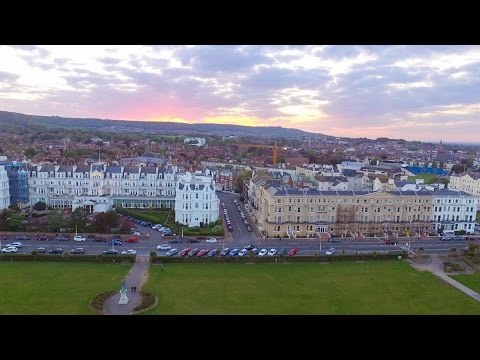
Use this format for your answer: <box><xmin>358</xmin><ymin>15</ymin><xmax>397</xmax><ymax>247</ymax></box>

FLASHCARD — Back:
<box><xmin>103</xmin><ymin>255</ymin><xmax>151</xmax><ymax>315</ymax></box>
<box><xmin>409</xmin><ymin>254</ymin><xmax>480</xmax><ymax>302</ymax></box>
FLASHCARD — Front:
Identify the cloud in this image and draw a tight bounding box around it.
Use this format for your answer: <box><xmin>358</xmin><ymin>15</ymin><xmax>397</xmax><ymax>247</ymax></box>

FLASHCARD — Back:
<box><xmin>1</xmin><ymin>45</ymin><xmax>480</xmax><ymax>142</ymax></box>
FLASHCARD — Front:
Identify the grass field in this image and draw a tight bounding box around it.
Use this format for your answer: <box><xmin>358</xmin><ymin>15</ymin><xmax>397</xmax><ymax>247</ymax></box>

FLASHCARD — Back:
<box><xmin>0</xmin><ymin>262</ymin><xmax>130</xmax><ymax>314</ymax></box>
<box><xmin>451</xmin><ymin>272</ymin><xmax>480</xmax><ymax>294</ymax></box>
<box><xmin>408</xmin><ymin>173</ymin><xmax>448</xmax><ymax>184</ymax></box>
<box><xmin>143</xmin><ymin>261</ymin><xmax>480</xmax><ymax>314</ymax></box>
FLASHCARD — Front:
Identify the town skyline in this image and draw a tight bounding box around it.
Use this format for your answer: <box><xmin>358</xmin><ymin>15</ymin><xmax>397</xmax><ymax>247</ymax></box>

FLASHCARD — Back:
<box><xmin>1</xmin><ymin>45</ymin><xmax>479</xmax><ymax>142</ymax></box>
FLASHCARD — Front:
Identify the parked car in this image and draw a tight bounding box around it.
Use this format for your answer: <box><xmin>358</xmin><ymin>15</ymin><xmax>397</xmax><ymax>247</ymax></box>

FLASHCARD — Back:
<box><xmin>258</xmin><ymin>248</ymin><xmax>268</xmax><ymax>257</ymax></box>
<box><xmin>207</xmin><ymin>249</ymin><xmax>218</xmax><ymax>257</ymax></box>
<box><xmin>168</xmin><ymin>238</ymin><xmax>182</xmax><ymax>244</ymax></box>
<box><xmin>267</xmin><ymin>248</ymin><xmax>277</xmax><ymax>256</ymax></box>
<box><xmin>287</xmin><ymin>248</ymin><xmax>298</xmax><ymax>256</ymax></box>
<box><xmin>187</xmin><ymin>248</ymin><xmax>200</xmax><ymax>257</ymax></box>
<box><xmin>441</xmin><ymin>237</ymin><xmax>453</xmax><ymax>241</ymax></box>
<box><xmin>7</xmin><ymin>242</ymin><xmax>23</xmax><ymax>248</ymax></box>
<box><xmin>103</xmin><ymin>249</ymin><xmax>118</xmax><ymax>255</ymax></box>
<box><xmin>1</xmin><ymin>246</ymin><xmax>18</xmax><ymax>253</ymax></box>
<box><xmin>250</xmin><ymin>248</ymin><xmax>259</xmax><ymax>255</ymax></box>
<box><xmin>277</xmin><ymin>248</ymin><xmax>287</xmax><ymax>256</ymax></box>
<box><xmin>243</xmin><ymin>244</ymin><xmax>256</xmax><ymax>251</ymax></box>
<box><xmin>15</xmin><ymin>235</ymin><xmax>29</xmax><ymax>241</ymax></box>
<box><xmin>197</xmin><ymin>249</ymin><xmax>209</xmax><ymax>257</ymax></box>
<box><xmin>56</xmin><ymin>235</ymin><xmax>70</xmax><ymax>241</ymax></box>
<box><xmin>187</xmin><ymin>238</ymin><xmax>199</xmax><ymax>243</ymax></box>
<box><xmin>126</xmin><ymin>236</ymin><xmax>138</xmax><ymax>243</ymax></box>
<box><xmin>121</xmin><ymin>249</ymin><xmax>137</xmax><ymax>255</ymax></box>
<box><xmin>0</xmin><ymin>234</ymin><xmax>7</xmax><ymax>240</ymax></box>
<box><xmin>165</xmin><ymin>248</ymin><xmax>179</xmax><ymax>256</ymax></box>
<box><xmin>36</xmin><ymin>235</ymin><xmax>51</xmax><ymax>241</ymax></box>
<box><xmin>325</xmin><ymin>248</ymin><xmax>336</xmax><ymax>255</ymax></box>
<box><xmin>228</xmin><ymin>248</ymin><xmax>240</xmax><ymax>256</ymax></box>
<box><xmin>36</xmin><ymin>247</ymin><xmax>46</xmax><ymax>254</ymax></box>
<box><xmin>49</xmin><ymin>248</ymin><xmax>64</xmax><ymax>254</ymax></box>
<box><xmin>92</xmin><ymin>237</ymin><xmax>106</xmax><ymax>242</ymax></box>
<box><xmin>108</xmin><ymin>240</ymin><xmax>123</xmax><ymax>246</ymax></box>
<box><xmin>73</xmin><ymin>235</ymin><xmax>87</xmax><ymax>242</ymax></box>
<box><xmin>157</xmin><ymin>244</ymin><xmax>172</xmax><ymax>251</ymax></box>
<box><xmin>206</xmin><ymin>237</ymin><xmax>218</xmax><ymax>243</ymax></box>
<box><xmin>179</xmin><ymin>248</ymin><xmax>191</xmax><ymax>257</ymax></box>
<box><xmin>220</xmin><ymin>248</ymin><xmax>231</xmax><ymax>256</ymax></box>
<box><xmin>238</xmin><ymin>249</ymin><xmax>248</xmax><ymax>257</ymax></box>
<box><xmin>70</xmin><ymin>248</ymin><xmax>85</xmax><ymax>255</ymax></box>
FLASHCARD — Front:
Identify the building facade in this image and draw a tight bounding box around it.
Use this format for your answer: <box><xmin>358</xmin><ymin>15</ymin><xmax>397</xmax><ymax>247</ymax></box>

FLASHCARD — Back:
<box><xmin>175</xmin><ymin>172</ymin><xmax>219</xmax><ymax>227</ymax></box>
<box><xmin>28</xmin><ymin>163</ymin><xmax>176</xmax><ymax>213</ymax></box>
<box><xmin>431</xmin><ymin>190</ymin><xmax>477</xmax><ymax>235</ymax></box>
<box><xmin>0</xmin><ymin>165</ymin><xmax>10</xmax><ymax>210</ymax></box>
<box><xmin>251</xmin><ymin>184</ymin><xmax>477</xmax><ymax>239</ymax></box>
<box><xmin>5</xmin><ymin>162</ymin><xmax>29</xmax><ymax>206</ymax></box>
<box><xmin>449</xmin><ymin>172</ymin><xmax>480</xmax><ymax>197</ymax></box>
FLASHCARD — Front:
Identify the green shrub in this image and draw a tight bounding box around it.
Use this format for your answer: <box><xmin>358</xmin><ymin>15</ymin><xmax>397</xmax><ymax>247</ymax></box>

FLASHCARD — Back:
<box><xmin>133</xmin><ymin>292</ymin><xmax>157</xmax><ymax>313</ymax></box>
<box><xmin>90</xmin><ymin>290</ymin><xmax>116</xmax><ymax>313</ymax></box>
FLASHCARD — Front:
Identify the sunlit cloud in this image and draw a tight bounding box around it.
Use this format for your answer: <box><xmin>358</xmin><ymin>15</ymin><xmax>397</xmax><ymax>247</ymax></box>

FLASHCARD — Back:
<box><xmin>0</xmin><ymin>45</ymin><xmax>480</xmax><ymax>142</ymax></box>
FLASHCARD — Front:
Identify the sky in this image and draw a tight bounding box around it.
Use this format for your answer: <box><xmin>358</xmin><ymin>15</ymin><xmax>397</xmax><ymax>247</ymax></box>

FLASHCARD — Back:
<box><xmin>0</xmin><ymin>45</ymin><xmax>479</xmax><ymax>142</ymax></box>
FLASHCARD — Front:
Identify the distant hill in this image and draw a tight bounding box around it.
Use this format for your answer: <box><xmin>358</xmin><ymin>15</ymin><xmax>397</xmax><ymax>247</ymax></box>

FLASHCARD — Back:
<box><xmin>0</xmin><ymin>110</ymin><xmax>327</xmax><ymax>139</ymax></box>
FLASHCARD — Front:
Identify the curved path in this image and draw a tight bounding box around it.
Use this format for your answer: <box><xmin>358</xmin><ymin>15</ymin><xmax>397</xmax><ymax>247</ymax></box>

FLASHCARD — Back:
<box><xmin>103</xmin><ymin>255</ymin><xmax>150</xmax><ymax>315</ymax></box>
<box><xmin>409</xmin><ymin>254</ymin><xmax>480</xmax><ymax>302</ymax></box>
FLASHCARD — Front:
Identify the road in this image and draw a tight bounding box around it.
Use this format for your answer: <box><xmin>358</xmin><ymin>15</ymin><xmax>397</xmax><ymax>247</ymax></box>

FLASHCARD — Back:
<box><xmin>1</xmin><ymin>193</ymin><xmax>477</xmax><ymax>257</ymax></box>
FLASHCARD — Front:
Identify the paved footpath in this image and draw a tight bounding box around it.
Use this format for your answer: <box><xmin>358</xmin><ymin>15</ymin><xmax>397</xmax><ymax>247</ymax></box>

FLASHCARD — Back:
<box><xmin>409</xmin><ymin>254</ymin><xmax>480</xmax><ymax>302</ymax></box>
<box><xmin>103</xmin><ymin>256</ymin><xmax>150</xmax><ymax>315</ymax></box>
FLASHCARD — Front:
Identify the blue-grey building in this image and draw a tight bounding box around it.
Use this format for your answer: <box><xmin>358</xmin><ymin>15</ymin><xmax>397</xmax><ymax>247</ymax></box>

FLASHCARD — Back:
<box><xmin>0</xmin><ymin>160</ymin><xmax>29</xmax><ymax>206</ymax></box>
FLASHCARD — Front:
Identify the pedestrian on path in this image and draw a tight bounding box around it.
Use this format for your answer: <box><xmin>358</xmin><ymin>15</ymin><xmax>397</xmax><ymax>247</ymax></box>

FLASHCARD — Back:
<box><xmin>133</xmin><ymin>286</ymin><xmax>137</xmax><ymax>293</ymax></box>
<box><xmin>161</xmin><ymin>264</ymin><xmax>164</xmax><ymax>272</ymax></box>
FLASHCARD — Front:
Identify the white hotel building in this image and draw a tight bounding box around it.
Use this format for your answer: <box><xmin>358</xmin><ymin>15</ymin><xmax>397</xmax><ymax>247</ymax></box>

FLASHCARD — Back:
<box><xmin>431</xmin><ymin>190</ymin><xmax>478</xmax><ymax>235</ymax></box>
<box><xmin>0</xmin><ymin>165</ymin><xmax>10</xmax><ymax>210</ymax></box>
<box><xmin>175</xmin><ymin>172</ymin><xmax>219</xmax><ymax>227</ymax></box>
<box><xmin>28</xmin><ymin>163</ymin><xmax>176</xmax><ymax>213</ymax></box>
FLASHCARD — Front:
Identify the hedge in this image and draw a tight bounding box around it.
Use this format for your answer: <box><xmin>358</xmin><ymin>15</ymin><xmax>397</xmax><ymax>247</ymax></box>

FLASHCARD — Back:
<box><xmin>0</xmin><ymin>254</ymin><xmax>136</xmax><ymax>264</ymax></box>
<box><xmin>151</xmin><ymin>253</ymin><xmax>404</xmax><ymax>264</ymax></box>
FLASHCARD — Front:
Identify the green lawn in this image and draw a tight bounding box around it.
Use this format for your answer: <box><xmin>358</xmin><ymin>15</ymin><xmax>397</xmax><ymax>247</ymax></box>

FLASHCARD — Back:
<box><xmin>0</xmin><ymin>262</ymin><xmax>130</xmax><ymax>314</ymax></box>
<box><xmin>408</xmin><ymin>173</ymin><xmax>448</xmax><ymax>185</ymax></box>
<box><xmin>451</xmin><ymin>272</ymin><xmax>480</xmax><ymax>294</ymax></box>
<box><xmin>143</xmin><ymin>261</ymin><xmax>480</xmax><ymax>314</ymax></box>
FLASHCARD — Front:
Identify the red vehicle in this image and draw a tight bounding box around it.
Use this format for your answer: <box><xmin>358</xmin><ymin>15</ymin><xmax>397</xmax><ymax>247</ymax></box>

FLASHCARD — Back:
<box><xmin>0</xmin><ymin>234</ymin><xmax>7</xmax><ymax>240</ymax></box>
<box><xmin>179</xmin><ymin>248</ymin><xmax>191</xmax><ymax>257</ymax></box>
<box><xmin>126</xmin><ymin>236</ymin><xmax>138</xmax><ymax>243</ymax></box>
<box><xmin>196</xmin><ymin>249</ymin><xmax>209</xmax><ymax>257</ymax></box>
<box><xmin>287</xmin><ymin>248</ymin><xmax>298</xmax><ymax>256</ymax></box>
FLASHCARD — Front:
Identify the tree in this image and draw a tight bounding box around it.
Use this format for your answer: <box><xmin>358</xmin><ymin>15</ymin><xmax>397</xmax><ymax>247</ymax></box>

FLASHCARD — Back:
<box><xmin>92</xmin><ymin>211</ymin><xmax>120</xmax><ymax>233</ymax></box>
<box><xmin>451</xmin><ymin>164</ymin><xmax>466</xmax><ymax>174</ymax></box>
<box><xmin>47</xmin><ymin>209</ymin><xmax>64</xmax><ymax>232</ymax></box>
<box><xmin>8</xmin><ymin>214</ymin><xmax>25</xmax><ymax>231</ymax></box>
<box><xmin>68</xmin><ymin>208</ymin><xmax>89</xmax><ymax>232</ymax></box>
<box><xmin>235</xmin><ymin>169</ymin><xmax>252</xmax><ymax>193</ymax></box>
<box><xmin>33</xmin><ymin>201</ymin><xmax>47</xmax><ymax>211</ymax></box>
<box><xmin>24</xmin><ymin>147</ymin><xmax>37</xmax><ymax>158</ymax></box>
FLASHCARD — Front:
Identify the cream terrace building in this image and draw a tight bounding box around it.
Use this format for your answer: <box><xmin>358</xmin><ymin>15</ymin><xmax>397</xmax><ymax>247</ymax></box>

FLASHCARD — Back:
<box><xmin>174</xmin><ymin>172</ymin><xmax>219</xmax><ymax>227</ymax></box>
<box><xmin>448</xmin><ymin>172</ymin><xmax>480</xmax><ymax>197</ymax></box>
<box><xmin>28</xmin><ymin>163</ymin><xmax>176</xmax><ymax>213</ymax></box>
<box><xmin>253</xmin><ymin>186</ymin><xmax>436</xmax><ymax>239</ymax></box>
<box><xmin>0</xmin><ymin>165</ymin><xmax>10</xmax><ymax>210</ymax></box>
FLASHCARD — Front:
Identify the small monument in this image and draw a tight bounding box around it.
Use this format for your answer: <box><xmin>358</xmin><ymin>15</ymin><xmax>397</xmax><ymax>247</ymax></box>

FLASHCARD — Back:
<box><xmin>118</xmin><ymin>280</ymin><xmax>129</xmax><ymax>305</ymax></box>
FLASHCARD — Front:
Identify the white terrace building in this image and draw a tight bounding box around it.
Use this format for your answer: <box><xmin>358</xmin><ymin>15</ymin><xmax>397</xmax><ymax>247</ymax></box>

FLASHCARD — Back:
<box><xmin>28</xmin><ymin>163</ymin><xmax>176</xmax><ymax>213</ymax></box>
<box><xmin>0</xmin><ymin>165</ymin><xmax>10</xmax><ymax>210</ymax></box>
<box><xmin>175</xmin><ymin>172</ymin><xmax>219</xmax><ymax>227</ymax></box>
<box><xmin>431</xmin><ymin>190</ymin><xmax>478</xmax><ymax>235</ymax></box>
